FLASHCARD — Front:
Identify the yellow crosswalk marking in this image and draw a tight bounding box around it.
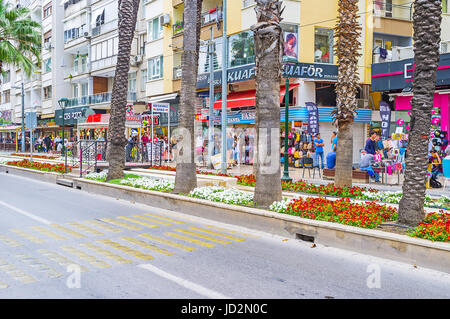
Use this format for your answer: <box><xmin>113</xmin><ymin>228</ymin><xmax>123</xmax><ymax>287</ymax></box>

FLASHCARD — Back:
<box><xmin>0</xmin><ymin>258</ymin><xmax>36</xmax><ymax>284</ymax></box>
<box><xmin>37</xmin><ymin>249</ymin><xmax>88</xmax><ymax>272</ymax></box>
<box><xmin>174</xmin><ymin>229</ymin><xmax>231</xmax><ymax>244</ymax></box>
<box><xmin>98</xmin><ymin>240</ymin><xmax>154</xmax><ymax>260</ymax></box>
<box><xmin>99</xmin><ymin>218</ymin><xmax>142</xmax><ymax>231</ymax></box>
<box><xmin>61</xmin><ymin>246</ymin><xmax>111</xmax><ymax>269</ymax></box>
<box><xmin>144</xmin><ymin>212</ymin><xmax>186</xmax><ymax>224</ymax></box>
<box><xmin>51</xmin><ymin>224</ymin><xmax>86</xmax><ymax>238</ymax></box>
<box><xmin>0</xmin><ymin>280</ymin><xmax>7</xmax><ymax>289</ymax></box>
<box><xmin>204</xmin><ymin>225</ymin><xmax>260</xmax><ymax>238</ymax></box>
<box><xmin>86</xmin><ymin>220</ymin><xmax>122</xmax><ymax>233</ymax></box>
<box><xmin>138</xmin><ymin>234</ymin><xmax>196</xmax><ymax>252</ymax></box>
<box><xmin>81</xmin><ymin>243</ymin><xmax>132</xmax><ymax>264</ymax></box>
<box><xmin>121</xmin><ymin>237</ymin><xmax>175</xmax><ymax>256</ymax></box>
<box><xmin>188</xmin><ymin>227</ymin><xmax>246</xmax><ymax>242</ymax></box>
<box><xmin>32</xmin><ymin>226</ymin><xmax>67</xmax><ymax>241</ymax></box>
<box><xmin>15</xmin><ymin>254</ymin><xmax>62</xmax><ymax>278</ymax></box>
<box><xmin>116</xmin><ymin>216</ymin><xmax>158</xmax><ymax>229</ymax></box>
<box><xmin>0</xmin><ymin>234</ymin><xmax>22</xmax><ymax>247</ymax></box>
<box><xmin>164</xmin><ymin>232</ymin><xmax>215</xmax><ymax>248</ymax></box>
<box><xmin>10</xmin><ymin>229</ymin><xmax>44</xmax><ymax>244</ymax></box>
<box><xmin>132</xmin><ymin>214</ymin><xmax>172</xmax><ymax>226</ymax></box>
<box><xmin>67</xmin><ymin>222</ymin><xmax>104</xmax><ymax>236</ymax></box>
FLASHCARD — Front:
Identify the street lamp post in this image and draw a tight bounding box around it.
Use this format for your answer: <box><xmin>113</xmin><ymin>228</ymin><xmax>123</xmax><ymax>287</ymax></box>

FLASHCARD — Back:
<box><xmin>12</xmin><ymin>83</ymin><xmax>25</xmax><ymax>153</ymax></box>
<box><xmin>58</xmin><ymin>98</ymin><xmax>69</xmax><ymax>174</ymax></box>
<box><xmin>281</xmin><ymin>77</ymin><xmax>292</xmax><ymax>183</ymax></box>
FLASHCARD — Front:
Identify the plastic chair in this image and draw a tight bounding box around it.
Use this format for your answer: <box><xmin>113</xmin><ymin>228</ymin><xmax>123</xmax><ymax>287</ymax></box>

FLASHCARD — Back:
<box><xmin>302</xmin><ymin>157</ymin><xmax>320</xmax><ymax>179</ymax></box>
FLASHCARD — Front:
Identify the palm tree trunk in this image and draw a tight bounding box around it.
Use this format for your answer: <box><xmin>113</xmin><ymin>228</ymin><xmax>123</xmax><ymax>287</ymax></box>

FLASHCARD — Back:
<box><xmin>252</xmin><ymin>0</ymin><xmax>284</xmax><ymax>208</ymax></box>
<box><xmin>333</xmin><ymin>0</ymin><xmax>361</xmax><ymax>188</ymax></box>
<box><xmin>173</xmin><ymin>0</ymin><xmax>203</xmax><ymax>194</ymax></box>
<box><xmin>106</xmin><ymin>0</ymin><xmax>140</xmax><ymax>181</ymax></box>
<box><xmin>398</xmin><ymin>0</ymin><xmax>442</xmax><ymax>226</ymax></box>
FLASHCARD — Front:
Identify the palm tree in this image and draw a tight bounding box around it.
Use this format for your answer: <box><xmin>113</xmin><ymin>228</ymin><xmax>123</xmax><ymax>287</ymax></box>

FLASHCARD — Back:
<box><xmin>173</xmin><ymin>0</ymin><xmax>203</xmax><ymax>194</ymax></box>
<box><xmin>0</xmin><ymin>0</ymin><xmax>41</xmax><ymax>77</ymax></box>
<box><xmin>333</xmin><ymin>0</ymin><xmax>361</xmax><ymax>188</ymax></box>
<box><xmin>251</xmin><ymin>0</ymin><xmax>283</xmax><ymax>208</ymax></box>
<box><xmin>398</xmin><ymin>0</ymin><xmax>442</xmax><ymax>227</ymax></box>
<box><xmin>106</xmin><ymin>0</ymin><xmax>140</xmax><ymax>180</ymax></box>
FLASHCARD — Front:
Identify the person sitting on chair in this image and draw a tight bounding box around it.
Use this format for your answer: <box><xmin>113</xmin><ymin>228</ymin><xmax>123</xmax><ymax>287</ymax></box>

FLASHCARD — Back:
<box><xmin>359</xmin><ymin>150</ymin><xmax>380</xmax><ymax>183</ymax></box>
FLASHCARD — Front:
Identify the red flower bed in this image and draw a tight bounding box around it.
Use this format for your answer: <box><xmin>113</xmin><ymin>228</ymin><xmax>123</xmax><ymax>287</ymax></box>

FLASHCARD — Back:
<box><xmin>236</xmin><ymin>174</ymin><xmax>256</xmax><ymax>186</ymax></box>
<box><xmin>11</xmin><ymin>153</ymin><xmax>59</xmax><ymax>160</ymax></box>
<box><xmin>148</xmin><ymin>165</ymin><xmax>176</xmax><ymax>172</ymax></box>
<box><xmin>6</xmin><ymin>159</ymin><xmax>71</xmax><ymax>174</ymax></box>
<box><xmin>282</xmin><ymin>197</ymin><xmax>398</xmax><ymax>229</ymax></box>
<box><xmin>409</xmin><ymin>211</ymin><xmax>450</xmax><ymax>242</ymax></box>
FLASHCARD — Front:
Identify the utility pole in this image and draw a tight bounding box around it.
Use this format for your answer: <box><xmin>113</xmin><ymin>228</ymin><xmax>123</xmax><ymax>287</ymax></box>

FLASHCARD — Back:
<box><xmin>208</xmin><ymin>27</ymin><xmax>215</xmax><ymax>169</ymax></box>
<box><xmin>221</xmin><ymin>0</ymin><xmax>227</xmax><ymax>174</ymax></box>
<box><xmin>21</xmin><ymin>82</ymin><xmax>25</xmax><ymax>153</ymax></box>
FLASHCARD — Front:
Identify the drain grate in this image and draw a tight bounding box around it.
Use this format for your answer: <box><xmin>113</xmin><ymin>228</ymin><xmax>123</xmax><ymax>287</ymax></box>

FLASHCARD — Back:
<box><xmin>295</xmin><ymin>233</ymin><xmax>315</xmax><ymax>243</ymax></box>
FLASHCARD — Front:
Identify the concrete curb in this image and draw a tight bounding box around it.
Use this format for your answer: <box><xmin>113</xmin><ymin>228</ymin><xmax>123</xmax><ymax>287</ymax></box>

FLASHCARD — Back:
<box><xmin>73</xmin><ymin>177</ymin><xmax>450</xmax><ymax>273</ymax></box>
<box><xmin>0</xmin><ymin>164</ymin><xmax>69</xmax><ymax>183</ymax></box>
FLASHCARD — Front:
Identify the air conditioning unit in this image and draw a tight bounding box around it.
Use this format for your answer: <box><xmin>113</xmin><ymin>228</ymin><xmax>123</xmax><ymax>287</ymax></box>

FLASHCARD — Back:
<box><xmin>44</xmin><ymin>42</ymin><xmax>51</xmax><ymax>50</ymax></box>
<box><xmin>130</xmin><ymin>55</ymin><xmax>143</xmax><ymax>66</ymax></box>
<box><xmin>83</xmin><ymin>31</ymin><xmax>91</xmax><ymax>38</ymax></box>
<box><xmin>160</xmin><ymin>14</ymin><xmax>171</xmax><ymax>27</ymax></box>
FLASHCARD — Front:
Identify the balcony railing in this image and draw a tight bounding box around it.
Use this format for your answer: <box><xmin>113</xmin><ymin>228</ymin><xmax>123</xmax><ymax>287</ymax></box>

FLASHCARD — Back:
<box><xmin>373</xmin><ymin>1</ymin><xmax>413</xmax><ymax>21</ymax></box>
<box><xmin>67</xmin><ymin>92</ymin><xmax>137</xmax><ymax>107</ymax></box>
<box><xmin>173</xmin><ymin>21</ymin><xmax>184</xmax><ymax>35</ymax></box>
<box><xmin>92</xmin><ymin>20</ymin><xmax>118</xmax><ymax>37</ymax></box>
<box><xmin>201</xmin><ymin>7</ymin><xmax>223</xmax><ymax>26</ymax></box>
<box><xmin>373</xmin><ymin>40</ymin><xmax>450</xmax><ymax>63</ymax></box>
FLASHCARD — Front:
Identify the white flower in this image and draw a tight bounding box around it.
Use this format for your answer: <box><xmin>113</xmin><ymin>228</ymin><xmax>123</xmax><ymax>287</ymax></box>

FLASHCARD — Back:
<box><xmin>120</xmin><ymin>177</ymin><xmax>174</xmax><ymax>191</ymax></box>
<box><xmin>85</xmin><ymin>171</ymin><xmax>108</xmax><ymax>181</ymax></box>
<box><xmin>189</xmin><ymin>186</ymin><xmax>253</xmax><ymax>205</ymax></box>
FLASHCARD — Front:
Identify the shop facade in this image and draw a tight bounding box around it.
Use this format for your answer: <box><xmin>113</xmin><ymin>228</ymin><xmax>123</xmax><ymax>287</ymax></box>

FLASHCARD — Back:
<box><xmin>371</xmin><ymin>52</ymin><xmax>450</xmax><ymax>137</ymax></box>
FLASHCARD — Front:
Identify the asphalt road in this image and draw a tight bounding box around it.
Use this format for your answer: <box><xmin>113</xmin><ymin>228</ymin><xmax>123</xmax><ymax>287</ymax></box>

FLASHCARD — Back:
<box><xmin>0</xmin><ymin>172</ymin><xmax>449</xmax><ymax>299</ymax></box>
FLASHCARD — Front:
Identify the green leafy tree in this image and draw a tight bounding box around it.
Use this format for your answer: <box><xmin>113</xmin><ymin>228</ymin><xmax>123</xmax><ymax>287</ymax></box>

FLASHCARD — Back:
<box><xmin>0</xmin><ymin>0</ymin><xmax>41</xmax><ymax>77</ymax></box>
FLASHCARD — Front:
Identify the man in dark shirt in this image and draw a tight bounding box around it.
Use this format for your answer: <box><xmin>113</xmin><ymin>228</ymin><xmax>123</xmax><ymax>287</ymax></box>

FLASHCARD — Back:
<box><xmin>365</xmin><ymin>131</ymin><xmax>377</xmax><ymax>155</ymax></box>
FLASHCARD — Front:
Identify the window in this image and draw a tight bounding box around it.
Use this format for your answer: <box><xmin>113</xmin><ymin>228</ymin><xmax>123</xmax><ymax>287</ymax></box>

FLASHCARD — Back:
<box><xmin>73</xmin><ymin>57</ymin><xmax>79</xmax><ymax>74</ymax></box>
<box><xmin>242</xmin><ymin>0</ymin><xmax>255</xmax><ymax>8</ymax></box>
<box><xmin>128</xmin><ymin>72</ymin><xmax>137</xmax><ymax>92</ymax></box>
<box><xmin>3</xmin><ymin>90</ymin><xmax>10</xmax><ymax>103</ymax></box>
<box><xmin>72</xmin><ymin>84</ymin><xmax>78</xmax><ymax>98</ymax></box>
<box><xmin>3</xmin><ymin>71</ymin><xmax>10</xmax><ymax>83</ymax></box>
<box><xmin>43</xmin><ymin>86</ymin><xmax>52</xmax><ymax>100</ymax></box>
<box><xmin>44</xmin><ymin>30</ymin><xmax>52</xmax><ymax>45</ymax></box>
<box><xmin>141</xmin><ymin>69</ymin><xmax>147</xmax><ymax>91</ymax></box>
<box><xmin>43</xmin><ymin>2</ymin><xmax>52</xmax><ymax>19</ymax></box>
<box><xmin>314</xmin><ymin>27</ymin><xmax>334</xmax><ymax>64</ymax></box>
<box><xmin>139</xmin><ymin>34</ymin><xmax>146</xmax><ymax>55</ymax></box>
<box><xmin>228</xmin><ymin>31</ymin><xmax>254</xmax><ymax>68</ymax></box>
<box><xmin>148</xmin><ymin>17</ymin><xmax>163</xmax><ymax>41</ymax></box>
<box><xmin>81</xmin><ymin>56</ymin><xmax>87</xmax><ymax>73</ymax></box>
<box><xmin>444</xmin><ymin>0</ymin><xmax>448</xmax><ymax>13</ymax></box>
<box><xmin>81</xmin><ymin>83</ymin><xmax>88</xmax><ymax>97</ymax></box>
<box><xmin>147</xmin><ymin>56</ymin><xmax>163</xmax><ymax>80</ymax></box>
<box><xmin>44</xmin><ymin>58</ymin><xmax>52</xmax><ymax>73</ymax></box>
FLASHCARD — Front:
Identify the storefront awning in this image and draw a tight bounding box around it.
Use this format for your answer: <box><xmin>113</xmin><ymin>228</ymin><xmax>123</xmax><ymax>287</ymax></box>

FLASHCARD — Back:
<box><xmin>148</xmin><ymin>93</ymin><xmax>179</xmax><ymax>104</ymax></box>
<box><xmin>213</xmin><ymin>84</ymin><xmax>298</xmax><ymax>109</ymax></box>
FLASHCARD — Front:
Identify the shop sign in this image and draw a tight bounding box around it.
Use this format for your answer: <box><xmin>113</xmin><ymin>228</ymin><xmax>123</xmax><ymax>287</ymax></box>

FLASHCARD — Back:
<box><xmin>197</xmin><ymin>62</ymin><xmax>339</xmax><ymax>89</ymax></box>
<box><xmin>55</xmin><ymin>107</ymin><xmax>89</xmax><ymax>126</ymax></box>
<box><xmin>379</xmin><ymin>101</ymin><xmax>392</xmax><ymax>140</ymax></box>
<box><xmin>371</xmin><ymin>52</ymin><xmax>450</xmax><ymax>91</ymax></box>
<box><xmin>305</xmin><ymin>102</ymin><xmax>320</xmax><ymax>135</ymax></box>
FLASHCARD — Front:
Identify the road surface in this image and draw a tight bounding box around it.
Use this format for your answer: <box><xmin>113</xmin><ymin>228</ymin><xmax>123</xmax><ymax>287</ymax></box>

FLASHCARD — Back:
<box><xmin>0</xmin><ymin>172</ymin><xmax>448</xmax><ymax>299</ymax></box>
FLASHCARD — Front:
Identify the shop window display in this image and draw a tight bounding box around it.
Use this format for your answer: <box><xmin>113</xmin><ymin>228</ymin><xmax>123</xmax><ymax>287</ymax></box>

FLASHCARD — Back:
<box><xmin>314</xmin><ymin>28</ymin><xmax>334</xmax><ymax>64</ymax></box>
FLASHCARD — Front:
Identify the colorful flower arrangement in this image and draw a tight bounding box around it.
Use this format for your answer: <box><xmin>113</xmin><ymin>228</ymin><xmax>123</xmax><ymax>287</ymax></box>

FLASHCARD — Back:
<box><xmin>408</xmin><ymin>211</ymin><xmax>450</xmax><ymax>242</ymax></box>
<box><xmin>148</xmin><ymin>165</ymin><xmax>177</xmax><ymax>172</ymax></box>
<box><xmin>11</xmin><ymin>153</ymin><xmax>59</xmax><ymax>160</ymax></box>
<box><xmin>271</xmin><ymin>196</ymin><xmax>398</xmax><ymax>229</ymax></box>
<box><xmin>6</xmin><ymin>159</ymin><xmax>70</xmax><ymax>174</ymax></box>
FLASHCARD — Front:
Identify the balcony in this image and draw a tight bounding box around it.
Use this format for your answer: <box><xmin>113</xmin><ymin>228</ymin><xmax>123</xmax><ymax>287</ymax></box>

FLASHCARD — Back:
<box><xmin>373</xmin><ymin>1</ymin><xmax>413</xmax><ymax>21</ymax></box>
<box><xmin>92</xmin><ymin>20</ymin><xmax>118</xmax><ymax>37</ymax></box>
<box><xmin>173</xmin><ymin>21</ymin><xmax>184</xmax><ymax>36</ymax></box>
<box><xmin>201</xmin><ymin>7</ymin><xmax>222</xmax><ymax>26</ymax></box>
<box><xmin>67</xmin><ymin>92</ymin><xmax>137</xmax><ymax>107</ymax></box>
<box><xmin>173</xmin><ymin>66</ymin><xmax>182</xmax><ymax>80</ymax></box>
<box><xmin>373</xmin><ymin>40</ymin><xmax>450</xmax><ymax>63</ymax></box>
<box><xmin>91</xmin><ymin>55</ymin><xmax>117</xmax><ymax>72</ymax></box>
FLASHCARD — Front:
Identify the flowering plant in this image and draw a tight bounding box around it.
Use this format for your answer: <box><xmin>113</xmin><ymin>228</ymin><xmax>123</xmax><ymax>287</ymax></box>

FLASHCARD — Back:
<box><xmin>6</xmin><ymin>159</ymin><xmax>71</xmax><ymax>174</ymax></box>
<box><xmin>189</xmin><ymin>186</ymin><xmax>253</xmax><ymax>206</ymax></box>
<box><xmin>120</xmin><ymin>177</ymin><xmax>174</xmax><ymax>192</ymax></box>
<box><xmin>408</xmin><ymin>211</ymin><xmax>450</xmax><ymax>242</ymax></box>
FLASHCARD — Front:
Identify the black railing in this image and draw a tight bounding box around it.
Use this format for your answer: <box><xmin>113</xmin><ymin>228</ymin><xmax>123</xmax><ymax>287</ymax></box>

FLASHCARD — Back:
<box><xmin>75</xmin><ymin>140</ymin><xmax>168</xmax><ymax>177</ymax></box>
